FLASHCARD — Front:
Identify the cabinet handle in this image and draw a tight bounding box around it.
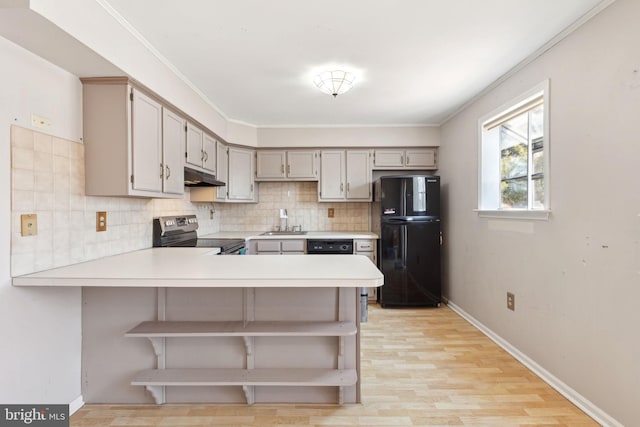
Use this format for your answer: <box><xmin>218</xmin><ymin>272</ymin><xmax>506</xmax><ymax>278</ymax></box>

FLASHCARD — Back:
<box><xmin>287</xmin><ymin>164</ymin><xmax>291</xmax><ymax>174</ymax></box>
<box><xmin>204</xmin><ymin>151</ymin><xmax>209</xmax><ymax>162</ymax></box>
<box><xmin>281</xmin><ymin>164</ymin><xmax>284</xmax><ymax>174</ymax></box>
<box><xmin>347</xmin><ymin>182</ymin><xmax>350</xmax><ymax>192</ymax></box>
<box><xmin>201</xmin><ymin>150</ymin><xmax>205</xmax><ymax>161</ymax></box>
<box><xmin>159</xmin><ymin>163</ymin><xmax>164</xmax><ymax>178</ymax></box>
<box><xmin>165</xmin><ymin>165</ymin><xmax>171</xmax><ymax>179</ymax></box>
<box><xmin>250</xmin><ymin>183</ymin><xmax>254</xmax><ymax>192</ymax></box>
<box><xmin>340</xmin><ymin>183</ymin><xmax>344</xmax><ymax>193</ymax></box>
<box><xmin>402</xmin><ymin>154</ymin><xmax>405</xmax><ymax>165</ymax></box>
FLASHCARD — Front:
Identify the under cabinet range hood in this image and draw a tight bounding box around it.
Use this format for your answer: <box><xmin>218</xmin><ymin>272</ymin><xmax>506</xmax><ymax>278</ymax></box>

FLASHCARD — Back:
<box><xmin>184</xmin><ymin>166</ymin><xmax>226</xmax><ymax>187</ymax></box>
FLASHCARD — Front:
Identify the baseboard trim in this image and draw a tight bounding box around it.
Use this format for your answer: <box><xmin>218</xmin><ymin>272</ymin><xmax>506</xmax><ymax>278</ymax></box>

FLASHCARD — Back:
<box><xmin>69</xmin><ymin>395</ymin><xmax>84</xmax><ymax>416</ymax></box>
<box><xmin>446</xmin><ymin>300</ymin><xmax>622</xmax><ymax>427</ymax></box>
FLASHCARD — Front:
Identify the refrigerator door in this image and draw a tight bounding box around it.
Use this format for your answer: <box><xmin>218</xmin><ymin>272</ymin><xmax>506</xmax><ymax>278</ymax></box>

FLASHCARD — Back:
<box><xmin>380</xmin><ymin>176</ymin><xmax>440</xmax><ymax>218</ymax></box>
<box><xmin>379</xmin><ymin>219</ymin><xmax>441</xmax><ymax>307</ymax></box>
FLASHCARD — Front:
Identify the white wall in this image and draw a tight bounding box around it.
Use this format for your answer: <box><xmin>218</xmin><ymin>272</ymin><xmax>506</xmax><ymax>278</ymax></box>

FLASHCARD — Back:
<box><xmin>21</xmin><ymin>0</ymin><xmax>231</xmax><ymax>143</ymax></box>
<box><xmin>0</xmin><ymin>36</ymin><xmax>82</xmax><ymax>404</ymax></box>
<box><xmin>439</xmin><ymin>0</ymin><xmax>638</xmax><ymax>425</ymax></box>
<box><xmin>258</xmin><ymin>125</ymin><xmax>440</xmax><ymax>148</ymax></box>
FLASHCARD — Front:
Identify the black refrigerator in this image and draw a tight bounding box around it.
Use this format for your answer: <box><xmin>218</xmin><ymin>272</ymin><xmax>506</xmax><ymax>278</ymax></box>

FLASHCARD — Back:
<box><xmin>375</xmin><ymin>175</ymin><xmax>441</xmax><ymax>307</ymax></box>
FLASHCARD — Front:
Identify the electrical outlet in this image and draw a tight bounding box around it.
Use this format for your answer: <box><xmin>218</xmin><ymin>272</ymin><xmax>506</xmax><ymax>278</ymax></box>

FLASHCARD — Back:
<box><xmin>20</xmin><ymin>214</ymin><xmax>38</xmax><ymax>236</ymax></box>
<box><xmin>96</xmin><ymin>211</ymin><xmax>107</xmax><ymax>232</ymax></box>
<box><xmin>507</xmin><ymin>292</ymin><xmax>515</xmax><ymax>311</ymax></box>
<box><xmin>328</xmin><ymin>208</ymin><xmax>335</xmax><ymax>218</ymax></box>
<box><xmin>31</xmin><ymin>113</ymin><xmax>51</xmax><ymax>130</ymax></box>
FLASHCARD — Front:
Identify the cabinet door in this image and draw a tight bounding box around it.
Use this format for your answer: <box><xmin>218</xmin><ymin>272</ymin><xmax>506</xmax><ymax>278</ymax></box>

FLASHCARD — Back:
<box><xmin>346</xmin><ymin>150</ymin><xmax>371</xmax><ymax>200</ymax></box>
<box><xmin>373</xmin><ymin>149</ymin><xmax>404</xmax><ymax>169</ymax></box>
<box><xmin>319</xmin><ymin>150</ymin><xmax>345</xmax><ymax>201</ymax></box>
<box><xmin>256</xmin><ymin>151</ymin><xmax>286</xmax><ymax>180</ymax></box>
<box><xmin>202</xmin><ymin>133</ymin><xmax>217</xmax><ymax>173</ymax></box>
<box><xmin>256</xmin><ymin>240</ymin><xmax>281</xmax><ymax>253</ymax></box>
<box><xmin>287</xmin><ymin>150</ymin><xmax>318</xmax><ymax>180</ymax></box>
<box><xmin>281</xmin><ymin>240</ymin><xmax>305</xmax><ymax>252</ymax></box>
<box><xmin>185</xmin><ymin>123</ymin><xmax>203</xmax><ymax>168</ymax></box>
<box><xmin>131</xmin><ymin>89</ymin><xmax>163</xmax><ymax>193</ymax></box>
<box><xmin>215</xmin><ymin>142</ymin><xmax>228</xmax><ymax>201</ymax></box>
<box><xmin>405</xmin><ymin>148</ymin><xmax>437</xmax><ymax>169</ymax></box>
<box><xmin>162</xmin><ymin>108</ymin><xmax>185</xmax><ymax>195</ymax></box>
<box><xmin>228</xmin><ymin>147</ymin><xmax>255</xmax><ymax>200</ymax></box>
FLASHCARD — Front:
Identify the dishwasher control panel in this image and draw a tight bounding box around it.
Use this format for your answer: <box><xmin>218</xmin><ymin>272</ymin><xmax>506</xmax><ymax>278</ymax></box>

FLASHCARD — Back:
<box><xmin>306</xmin><ymin>239</ymin><xmax>353</xmax><ymax>254</ymax></box>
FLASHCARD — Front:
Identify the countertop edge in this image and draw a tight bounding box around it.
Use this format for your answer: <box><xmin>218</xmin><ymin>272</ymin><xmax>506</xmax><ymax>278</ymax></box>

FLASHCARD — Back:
<box><xmin>12</xmin><ymin>277</ymin><xmax>384</xmax><ymax>288</ymax></box>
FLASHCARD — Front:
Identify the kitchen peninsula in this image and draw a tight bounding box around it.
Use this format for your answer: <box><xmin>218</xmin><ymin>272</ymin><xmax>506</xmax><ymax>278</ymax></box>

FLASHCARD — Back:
<box><xmin>13</xmin><ymin>249</ymin><xmax>383</xmax><ymax>405</ymax></box>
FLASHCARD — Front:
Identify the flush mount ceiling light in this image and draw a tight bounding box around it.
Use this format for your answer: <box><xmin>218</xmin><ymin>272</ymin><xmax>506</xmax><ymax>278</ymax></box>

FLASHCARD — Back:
<box><xmin>313</xmin><ymin>70</ymin><xmax>356</xmax><ymax>98</ymax></box>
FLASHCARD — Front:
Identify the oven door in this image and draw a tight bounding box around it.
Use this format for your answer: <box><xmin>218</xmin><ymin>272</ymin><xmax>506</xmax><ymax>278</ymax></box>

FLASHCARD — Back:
<box><xmin>221</xmin><ymin>244</ymin><xmax>245</xmax><ymax>255</ymax></box>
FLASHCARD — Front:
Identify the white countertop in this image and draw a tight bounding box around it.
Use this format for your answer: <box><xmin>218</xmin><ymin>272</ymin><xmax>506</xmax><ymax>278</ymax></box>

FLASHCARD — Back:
<box><xmin>201</xmin><ymin>231</ymin><xmax>378</xmax><ymax>240</ymax></box>
<box><xmin>12</xmin><ymin>248</ymin><xmax>384</xmax><ymax>288</ymax></box>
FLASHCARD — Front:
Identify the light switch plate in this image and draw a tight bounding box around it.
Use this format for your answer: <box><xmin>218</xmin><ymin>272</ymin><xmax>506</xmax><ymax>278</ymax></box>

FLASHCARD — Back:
<box><xmin>328</xmin><ymin>208</ymin><xmax>335</xmax><ymax>218</ymax></box>
<box><xmin>21</xmin><ymin>214</ymin><xmax>38</xmax><ymax>236</ymax></box>
<box><xmin>96</xmin><ymin>211</ymin><xmax>107</xmax><ymax>232</ymax></box>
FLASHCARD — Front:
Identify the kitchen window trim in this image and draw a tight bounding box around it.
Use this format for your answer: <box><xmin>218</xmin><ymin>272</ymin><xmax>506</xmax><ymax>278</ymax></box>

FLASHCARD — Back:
<box><xmin>476</xmin><ymin>79</ymin><xmax>551</xmax><ymax>220</ymax></box>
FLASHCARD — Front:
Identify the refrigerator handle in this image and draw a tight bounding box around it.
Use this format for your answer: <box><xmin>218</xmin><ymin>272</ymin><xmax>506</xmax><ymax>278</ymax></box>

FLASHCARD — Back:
<box><xmin>403</xmin><ymin>225</ymin><xmax>408</xmax><ymax>267</ymax></box>
<box><xmin>440</xmin><ymin>230</ymin><xmax>443</xmax><ymax>246</ymax></box>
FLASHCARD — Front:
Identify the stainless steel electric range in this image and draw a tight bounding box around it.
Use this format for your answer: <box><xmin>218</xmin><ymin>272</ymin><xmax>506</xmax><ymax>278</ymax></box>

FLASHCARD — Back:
<box><xmin>152</xmin><ymin>215</ymin><xmax>245</xmax><ymax>254</ymax></box>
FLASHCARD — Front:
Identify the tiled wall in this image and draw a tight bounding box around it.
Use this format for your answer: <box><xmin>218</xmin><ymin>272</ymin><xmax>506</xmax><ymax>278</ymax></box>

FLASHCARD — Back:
<box><xmin>10</xmin><ymin>126</ymin><xmax>220</xmax><ymax>276</ymax></box>
<box><xmin>10</xmin><ymin>126</ymin><xmax>371</xmax><ymax>276</ymax></box>
<box><xmin>217</xmin><ymin>182</ymin><xmax>370</xmax><ymax>232</ymax></box>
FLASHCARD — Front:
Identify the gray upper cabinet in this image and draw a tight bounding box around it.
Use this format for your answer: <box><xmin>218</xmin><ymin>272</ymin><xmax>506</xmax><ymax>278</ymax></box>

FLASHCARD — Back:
<box><xmin>256</xmin><ymin>150</ymin><xmax>286</xmax><ymax>179</ymax></box>
<box><xmin>256</xmin><ymin>149</ymin><xmax>318</xmax><ymax>181</ymax></box>
<box><xmin>215</xmin><ymin>141</ymin><xmax>229</xmax><ymax>201</ymax></box>
<box><xmin>373</xmin><ymin>147</ymin><xmax>438</xmax><ymax>170</ymax></box>
<box><xmin>287</xmin><ymin>150</ymin><xmax>318</xmax><ymax>179</ymax></box>
<box><xmin>161</xmin><ymin>108</ymin><xmax>187</xmax><ymax>195</ymax></box>
<box><xmin>186</xmin><ymin>123</ymin><xmax>216</xmax><ymax>174</ymax></box>
<box><xmin>228</xmin><ymin>146</ymin><xmax>257</xmax><ymax>202</ymax></box>
<box><xmin>82</xmin><ymin>78</ymin><xmax>184</xmax><ymax>198</ymax></box>
<box><xmin>131</xmin><ymin>88</ymin><xmax>163</xmax><ymax>193</ymax></box>
<box><xmin>318</xmin><ymin>150</ymin><xmax>371</xmax><ymax>202</ymax></box>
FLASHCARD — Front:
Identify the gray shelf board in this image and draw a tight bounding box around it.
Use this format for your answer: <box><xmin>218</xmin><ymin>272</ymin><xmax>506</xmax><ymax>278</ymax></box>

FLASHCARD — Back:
<box><xmin>131</xmin><ymin>368</ymin><xmax>358</xmax><ymax>387</ymax></box>
<box><xmin>125</xmin><ymin>320</ymin><xmax>357</xmax><ymax>337</ymax></box>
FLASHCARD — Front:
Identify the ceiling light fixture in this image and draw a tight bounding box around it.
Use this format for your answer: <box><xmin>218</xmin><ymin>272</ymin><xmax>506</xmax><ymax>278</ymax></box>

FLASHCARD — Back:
<box><xmin>313</xmin><ymin>70</ymin><xmax>356</xmax><ymax>98</ymax></box>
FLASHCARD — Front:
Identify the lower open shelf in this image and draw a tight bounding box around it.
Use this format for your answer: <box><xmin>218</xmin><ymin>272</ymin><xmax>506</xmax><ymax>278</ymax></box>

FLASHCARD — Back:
<box><xmin>132</xmin><ymin>368</ymin><xmax>358</xmax><ymax>405</ymax></box>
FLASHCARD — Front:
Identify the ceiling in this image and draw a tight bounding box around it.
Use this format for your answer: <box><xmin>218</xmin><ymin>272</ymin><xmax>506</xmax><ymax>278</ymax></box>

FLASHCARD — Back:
<box><xmin>4</xmin><ymin>0</ymin><xmax>609</xmax><ymax>128</ymax></box>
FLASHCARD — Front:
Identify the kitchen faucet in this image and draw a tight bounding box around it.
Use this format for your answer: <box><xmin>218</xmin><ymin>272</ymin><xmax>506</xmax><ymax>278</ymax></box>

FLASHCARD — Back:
<box><xmin>279</xmin><ymin>208</ymin><xmax>288</xmax><ymax>231</ymax></box>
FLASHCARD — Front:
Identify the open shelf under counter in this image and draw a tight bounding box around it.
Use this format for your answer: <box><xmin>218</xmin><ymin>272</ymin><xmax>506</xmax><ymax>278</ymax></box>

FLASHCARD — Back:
<box><xmin>125</xmin><ymin>320</ymin><xmax>357</xmax><ymax>337</ymax></box>
<box><xmin>132</xmin><ymin>368</ymin><xmax>358</xmax><ymax>405</ymax></box>
<box><xmin>132</xmin><ymin>368</ymin><xmax>358</xmax><ymax>387</ymax></box>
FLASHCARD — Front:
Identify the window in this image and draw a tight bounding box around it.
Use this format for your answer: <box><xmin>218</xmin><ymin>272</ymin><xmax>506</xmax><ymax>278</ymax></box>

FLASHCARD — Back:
<box><xmin>478</xmin><ymin>80</ymin><xmax>550</xmax><ymax>219</ymax></box>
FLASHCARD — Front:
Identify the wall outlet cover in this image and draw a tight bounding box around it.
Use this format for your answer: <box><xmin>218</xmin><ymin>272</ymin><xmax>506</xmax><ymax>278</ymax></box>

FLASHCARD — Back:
<box><xmin>96</xmin><ymin>211</ymin><xmax>107</xmax><ymax>232</ymax></box>
<box><xmin>20</xmin><ymin>214</ymin><xmax>38</xmax><ymax>236</ymax></box>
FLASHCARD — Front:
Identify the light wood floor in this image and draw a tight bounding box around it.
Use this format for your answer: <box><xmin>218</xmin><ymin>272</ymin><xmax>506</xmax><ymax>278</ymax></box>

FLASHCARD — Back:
<box><xmin>71</xmin><ymin>304</ymin><xmax>598</xmax><ymax>426</ymax></box>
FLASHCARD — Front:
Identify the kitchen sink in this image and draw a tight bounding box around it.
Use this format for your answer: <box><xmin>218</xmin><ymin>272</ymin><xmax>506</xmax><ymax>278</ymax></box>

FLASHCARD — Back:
<box><xmin>260</xmin><ymin>231</ymin><xmax>307</xmax><ymax>236</ymax></box>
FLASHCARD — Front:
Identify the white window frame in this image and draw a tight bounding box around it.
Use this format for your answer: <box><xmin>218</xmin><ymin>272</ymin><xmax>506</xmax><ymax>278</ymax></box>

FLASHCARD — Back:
<box><xmin>476</xmin><ymin>79</ymin><xmax>550</xmax><ymax>220</ymax></box>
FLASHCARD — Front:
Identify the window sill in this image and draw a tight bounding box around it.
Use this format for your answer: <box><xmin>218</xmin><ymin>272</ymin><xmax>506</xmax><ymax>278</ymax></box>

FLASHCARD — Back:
<box><xmin>474</xmin><ymin>209</ymin><xmax>550</xmax><ymax>221</ymax></box>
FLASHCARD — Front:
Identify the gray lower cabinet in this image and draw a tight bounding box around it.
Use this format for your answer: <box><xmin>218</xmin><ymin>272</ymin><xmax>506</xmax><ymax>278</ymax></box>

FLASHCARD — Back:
<box><xmin>251</xmin><ymin>239</ymin><xmax>305</xmax><ymax>255</ymax></box>
<box><xmin>354</xmin><ymin>239</ymin><xmax>378</xmax><ymax>301</ymax></box>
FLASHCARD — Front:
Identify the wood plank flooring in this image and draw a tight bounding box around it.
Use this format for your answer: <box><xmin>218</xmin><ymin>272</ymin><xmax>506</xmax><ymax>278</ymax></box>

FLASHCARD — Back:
<box><xmin>71</xmin><ymin>304</ymin><xmax>598</xmax><ymax>426</ymax></box>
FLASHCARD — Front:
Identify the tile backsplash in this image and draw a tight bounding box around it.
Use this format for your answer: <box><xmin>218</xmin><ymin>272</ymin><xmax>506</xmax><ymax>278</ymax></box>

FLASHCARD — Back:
<box><xmin>216</xmin><ymin>182</ymin><xmax>370</xmax><ymax>232</ymax></box>
<box><xmin>10</xmin><ymin>126</ymin><xmax>220</xmax><ymax>276</ymax></box>
<box><xmin>10</xmin><ymin>126</ymin><xmax>371</xmax><ymax>276</ymax></box>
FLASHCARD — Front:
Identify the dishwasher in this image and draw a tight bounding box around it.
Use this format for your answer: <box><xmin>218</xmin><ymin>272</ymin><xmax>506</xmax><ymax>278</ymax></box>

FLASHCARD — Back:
<box><xmin>306</xmin><ymin>239</ymin><xmax>368</xmax><ymax>322</ymax></box>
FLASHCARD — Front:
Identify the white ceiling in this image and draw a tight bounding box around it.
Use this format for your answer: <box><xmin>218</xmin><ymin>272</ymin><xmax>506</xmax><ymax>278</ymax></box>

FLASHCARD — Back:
<box><xmin>13</xmin><ymin>0</ymin><xmax>611</xmax><ymax>127</ymax></box>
